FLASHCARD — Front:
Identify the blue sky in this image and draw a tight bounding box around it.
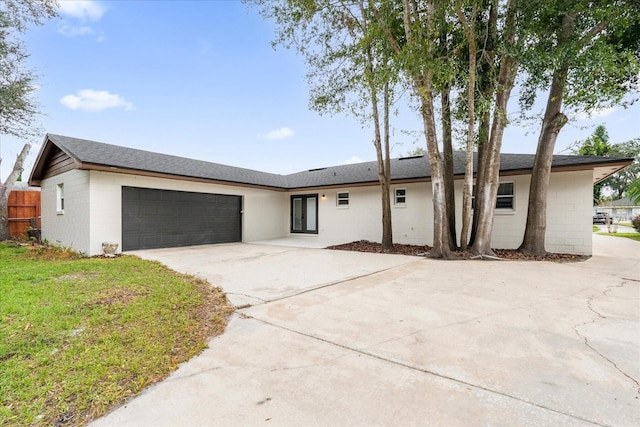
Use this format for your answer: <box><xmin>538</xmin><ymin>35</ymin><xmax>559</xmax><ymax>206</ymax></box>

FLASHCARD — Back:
<box><xmin>2</xmin><ymin>0</ymin><xmax>639</xmax><ymax>182</ymax></box>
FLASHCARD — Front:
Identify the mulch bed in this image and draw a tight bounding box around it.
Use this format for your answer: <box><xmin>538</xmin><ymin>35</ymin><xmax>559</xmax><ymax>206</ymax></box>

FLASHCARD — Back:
<box><xmin>326</xmin><ymin>240</ymin><xmax>588</xmax><ymax>262</ymax></box>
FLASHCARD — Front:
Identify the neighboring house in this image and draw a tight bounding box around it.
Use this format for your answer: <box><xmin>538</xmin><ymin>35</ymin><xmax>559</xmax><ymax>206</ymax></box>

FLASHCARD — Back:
<box><xmin>28</xmin><ymin>134</ymin><xmax>632</xmax><ymax>256</ymax></box>
<box><xmin>595</xmin><ymin>197</ymin><xmax>640</xmax><ymax>222</ymax></box>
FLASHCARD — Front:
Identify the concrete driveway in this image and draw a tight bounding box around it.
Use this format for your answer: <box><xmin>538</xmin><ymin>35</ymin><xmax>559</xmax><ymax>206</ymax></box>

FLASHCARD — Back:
<box><xmin>92</xmin><ymin>235</ymin><xmax>639</xmax><ymax>426</ymax></box>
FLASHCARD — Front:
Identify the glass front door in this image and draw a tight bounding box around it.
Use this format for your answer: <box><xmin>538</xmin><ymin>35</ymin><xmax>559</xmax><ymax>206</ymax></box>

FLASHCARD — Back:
<box><xmin>291</xmin><ymin>194</ymin><xmax>318</xmax><ymax>234</ymax></box>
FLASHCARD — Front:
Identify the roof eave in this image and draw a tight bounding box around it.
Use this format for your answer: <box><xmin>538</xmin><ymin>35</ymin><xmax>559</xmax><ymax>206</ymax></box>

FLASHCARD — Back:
<box><xmin>589</xmin><ymin>159</ymin><xmax>633</xmax><ymax>184</ymax></box>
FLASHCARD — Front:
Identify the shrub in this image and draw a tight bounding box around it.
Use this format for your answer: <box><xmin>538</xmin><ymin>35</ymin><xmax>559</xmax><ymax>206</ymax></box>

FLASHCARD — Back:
<box><xmin>631</xmin><ymin>215</ymin><xmax>640</xmax><ymax>232</ymax></box>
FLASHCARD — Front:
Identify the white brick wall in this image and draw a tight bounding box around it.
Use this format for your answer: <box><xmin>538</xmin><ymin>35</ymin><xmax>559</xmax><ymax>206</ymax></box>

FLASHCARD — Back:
<box><xmin>41</xmin><ymin>169</ymin><xmax>91</xmax><ymax>254</ymax></box>
<box><xmin>41</xmin><ymin>171</ymin><xmax>287</xmax><ymax>256</ymax></box>
<box><xmin>545</xmin><ymin>170</ymin><xmax>593</xmax><ymax>255</ymax></box>
<box><xmin>40</xmin><ymin>168</ymin><xmax>594</xmax><ymax>256</ymax></box>
<box><xmin>86</xmin><ymin>171</ymin><xmax>288</xmax><ymax>256</ymax></box>
<box><xmin>292</xmin><ymin>171</ymin><xmax>593</xmax><ymax>255</ymax></box>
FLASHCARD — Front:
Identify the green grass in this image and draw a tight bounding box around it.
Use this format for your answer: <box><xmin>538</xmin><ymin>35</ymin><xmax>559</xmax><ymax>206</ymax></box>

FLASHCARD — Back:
<box><xmin>597</xmin><ymin>232</ymin><xmax>640</xmax><ymax>242</ymax></box>
<box><xmin>0</xmin><ymin>242</ymin><xmax>233</xmax><ymax>427</ymax></box>
<box><xmin>593</xmin><ymin>225</ymin><xmax>600</xmax><ymax>232</ymax></box>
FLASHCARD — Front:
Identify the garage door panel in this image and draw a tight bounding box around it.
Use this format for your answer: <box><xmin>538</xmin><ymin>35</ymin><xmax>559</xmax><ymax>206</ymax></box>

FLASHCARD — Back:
<box><xmin>123</xmin><ymin>221</ymin><xmax>141</xmax><ymax>233</ymax></box>
<box><xmin>122</xmin><ymin>187</ymin><xmax>242</xmax><ymax>251</ymax></box>
<box><xmin>123</xmin><ymin>235</ymin><xmax>140</xmax><ymax>248</ymax></box>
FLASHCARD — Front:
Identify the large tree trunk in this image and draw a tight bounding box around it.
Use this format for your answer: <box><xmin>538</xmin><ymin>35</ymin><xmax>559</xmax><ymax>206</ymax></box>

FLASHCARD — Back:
<box><xmin>381</xmin><ymin>82</ymin><xmax>393</xmax><ymax>250</ymax></box>
<box><xmin>471</xmin><ymin>66</ymin><xmax>516</xmax><ymax>256</ymax></box>
<box><xmin>0</xmin><ymin>143</ymin><xmax>31</xmax><ymax>241</ymax></box>
<box><xmin>469</xmin><ymin>111</ymin><xmax>491</xmax><ymax>246</ymax></box>
<box><xmin>519</xmin><ymin>14</ymin><xmax>576</xmax><ymax>256</ymax></box>
<box><xmin>440</xmin><ymin>86</ymin><xmax>457</xmax><ymax>250</ymax></box>
<box><xmin>471</xmin><ymin>0</ymin><xmax>518</xmax><ymax>257</ymax></box>
<box><xmin>469</xmin><ymin>0</ymin><xmax>497</xmax><ymax>247</ymax></box>
<box><xmin>364</xmin><ymin>43</ymin><xmax>393</xmax><ymax>251</ymax></box>
<box><xmin>518</xmin><ymin>99</ymin><xmax>568</xmax><ymax>255</ymax></box>
<box><xmin>417</xmin><ymin>79</ymin><xmax>451</xmax><ymax>258</ymax></box>
<box><xmin>400</xmin><ymin>0</ymin><xmax>451</xmax><ymax>258</ymax></box>
<box><xmin>456</xmin><ymin>3</ymin><xmax>477</xmax><ymax>250</ymax></box>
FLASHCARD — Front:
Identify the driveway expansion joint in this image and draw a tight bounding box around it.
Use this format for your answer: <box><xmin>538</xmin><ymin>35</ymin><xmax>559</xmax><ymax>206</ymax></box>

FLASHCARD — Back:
<box><xmin>240</xmin><ymin>262</ymin><xmax>417</xmax><ymax>308</ymax></box>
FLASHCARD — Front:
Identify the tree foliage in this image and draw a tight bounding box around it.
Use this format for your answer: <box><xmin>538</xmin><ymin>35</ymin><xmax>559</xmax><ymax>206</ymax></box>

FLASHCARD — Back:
<box><xmin>572</xmin><ymin>130</ymin><xmax>640</xmax><ymax>204</ymax></box>
<box><xmin>518</xmin><ymin>1</ymin><xmax>640</xmax><ymax>117</ymax></box>
<box><xmin>0</xmin><ymin>0</ymin><xmax>57</xmax><ymax>138</ymax></box>
<box><xmin>576</xmin><ymin>125</ymin><xmax>612</xmax><ymax>156</ymax></box>
<box><xmin>249</xmin><ymin>0</ymin><xmax>637</xmax><ymax>257</ymax></box>
<box><xmin>628</xmin><ymin>179</ymin><xmax>640</xmax><ymax>205</ymax></box>
<box><xmin>599</xmin><ymin>138</ymin><xmax>640</xmax><ymax>200</ymax></box>
<box><xmin>0</xmin><ymin>0</ymin><xmax>57</xmax><ymax>241</ymax></box>
<box><xmin>518</xmin><ymin>0</ymin><xmax>640</xmax><ymax>256</ymax></box>
<box><xmin>579</xmin><ymin>134</ymin><xmax>640</xmax><ymax>203</ymax></box>
<box><xmin>577</xmin><ymin>126</ymin><xmax>612</xmax><ymax>204</ymax></box>
<box><xmin>250</xmin><ymin>0</ymin><xmax>400</xmax><ymax>249</ymax></box>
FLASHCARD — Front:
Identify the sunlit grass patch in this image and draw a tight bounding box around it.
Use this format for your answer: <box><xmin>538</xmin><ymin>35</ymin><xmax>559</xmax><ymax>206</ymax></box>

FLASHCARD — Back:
<box><xmin>597</xmin><ymin>232</ymin><xmax>640</xmax><ymax>242</ymax></box>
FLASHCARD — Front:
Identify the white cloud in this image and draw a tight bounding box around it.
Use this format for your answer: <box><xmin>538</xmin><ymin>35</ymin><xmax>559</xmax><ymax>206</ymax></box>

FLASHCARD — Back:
<box><xmin>576</xmin><ymin>107</ymin><xmax>615</xmax><ymax>120</ymax></box>
<box><xmin>60</xmin><ymin>89</ymin><xmax>134</xmax><ymax>112</ymax></box>
<box><xmin>57</xmin><ymin>24</ymin><xmax>105</xmax><ymax>41</ymax></box>
<box><xmin>57</xmin><ymin>1</ymin><xmax>106</xmax><ymax>40</ymax></box>
<box><xmin>342</xmin><ymin>155</ymin><xmax>364</xmax><ymax>165</ymax></box>
<box><xmin>58</xmin><ymin>24</ymin><xmax>95</xmax><ymax>37</ymax></box>
<box><xmin>259</xmin><ymin>127</ymin><xmax>295</xmax><ymax>140</ymax></box>
<box><xmin>58</xmin><ymin>0</ymin><xmax>107</xmax><ymax>21</ymax></box>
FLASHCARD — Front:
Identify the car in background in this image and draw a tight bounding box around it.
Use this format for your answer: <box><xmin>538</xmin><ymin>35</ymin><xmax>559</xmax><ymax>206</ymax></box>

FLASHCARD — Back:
<box><xmin>593</xmin><ymin>212</ymin><xmax>611</xmax><ymax>224</ymax></box>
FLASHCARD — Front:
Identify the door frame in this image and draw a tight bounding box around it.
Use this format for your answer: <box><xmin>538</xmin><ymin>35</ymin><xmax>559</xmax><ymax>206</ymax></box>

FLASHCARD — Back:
<box><xmin>290</xmin><ymin>194</ymin><xmax>319</xmax><ymax>234</ymax></box>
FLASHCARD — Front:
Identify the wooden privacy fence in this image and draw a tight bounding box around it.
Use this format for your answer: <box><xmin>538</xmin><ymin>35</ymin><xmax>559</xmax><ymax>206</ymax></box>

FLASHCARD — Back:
<box><xmin>8</xmin><ymin>190</ymin><xmax>41</xmax><ymax>238</ymax></box>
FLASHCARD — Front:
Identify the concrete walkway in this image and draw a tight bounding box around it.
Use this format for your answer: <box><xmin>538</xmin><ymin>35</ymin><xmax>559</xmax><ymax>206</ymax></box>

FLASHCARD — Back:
<box><xmin>93</xmin><ymin>235</ymin><xmax>639</xmax><ymax>426</ymax></box>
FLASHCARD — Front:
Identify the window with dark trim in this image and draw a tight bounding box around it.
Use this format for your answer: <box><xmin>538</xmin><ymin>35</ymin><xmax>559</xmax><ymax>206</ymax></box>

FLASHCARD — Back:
<box><xmin>57</xmin><ymin>183</ymin><xmax>65</xmax><ymax>214</ymax></box>
<box><xmin>472</xmin><ymin>182</ymin><xmax>514</xmax><ymax>210</ymax></box>
<box><xmin>291</xmin><ymin>194</ymin><xmax>318</xmax><ymax>234</ymax></box>
<box><xmin>337</xmin><ymin>192</ymin><xmax>349</xmax><ymax>207</ymax></box>
<box><xmin>395</xmin><ymin>188</ymin><xmax>406</xmax><ymax>205</ymax></box>
<box><xmin>496</xmin><ymin>182</ymin><xmax>514</xmax><ymax>209</ymax></box>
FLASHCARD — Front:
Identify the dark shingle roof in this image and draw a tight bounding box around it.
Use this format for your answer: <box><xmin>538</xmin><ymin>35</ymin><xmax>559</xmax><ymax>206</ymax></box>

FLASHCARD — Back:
<box><xmin>285</xmin><ymin>151</ymin><xmax>632</xmax><ymax>188</ymax></box>
<box><xmin>34</xmin><ymin>134</ymin><xmax>632</xmax><ymax>189</ymax></box>
<box><xmin>46</xmin><ymin>134</ymin><xmax>288</xmax><ymax>188</ymax></box>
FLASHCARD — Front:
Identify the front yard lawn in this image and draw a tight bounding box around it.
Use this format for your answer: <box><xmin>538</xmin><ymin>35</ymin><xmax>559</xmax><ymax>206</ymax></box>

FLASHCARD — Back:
<box><xmin>597</xmin><ymin>232</ymin><xmax>640</xmax><ymax>242</ymax></box>
<box><xmin>0</xmin><ymin>242</ymin><xmax>233</xmax><ymax>427</ymax></box>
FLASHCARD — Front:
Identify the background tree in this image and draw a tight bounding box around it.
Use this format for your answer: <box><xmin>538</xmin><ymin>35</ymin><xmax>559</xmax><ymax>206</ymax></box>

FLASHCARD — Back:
<box><xmin>405</xmin><ymin>146</ymin><xmax>426</xmax><ymax>156</ymax></box>
<box><xmin>576</xmin><ymin>125</ymin><xmax>612</xmax><ymax>156</ymax></box>
<box><xmin>518</xmin><ymin>0</ymin><xmax>640</xmax><ymax>256</ymax></box>
<box><xmin>599</xmin><ymin>138</ymin><xmax>640</xmax><ymax>200</ymax></box>
<box><xmin>573</xmin><ymin>125</ymin><xmax>613</xmax><ymax>204</ymax></box>
<box><xmin>0</xmin><ymin>0</ymin><xmax>58</xmax><ymax>241</ymax></box>
<box><xmin>627</xmin><ymin>178</ymin><xmax>640</xmax><ymax>204</ymax></box>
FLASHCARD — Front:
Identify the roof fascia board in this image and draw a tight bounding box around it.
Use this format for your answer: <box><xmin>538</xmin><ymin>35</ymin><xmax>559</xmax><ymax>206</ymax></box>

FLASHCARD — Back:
<box><xmin>28</xmin><ymin>135</ymin><xmax>55</xmax><ymax>186</ymax></box>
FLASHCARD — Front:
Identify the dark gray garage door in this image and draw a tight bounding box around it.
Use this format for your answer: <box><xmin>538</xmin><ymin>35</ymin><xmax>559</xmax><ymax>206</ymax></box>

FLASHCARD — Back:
<box><xmin>122</xmin><ymin>187</ymin><xmax>242</xmax><ymax>251</ymax></box>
